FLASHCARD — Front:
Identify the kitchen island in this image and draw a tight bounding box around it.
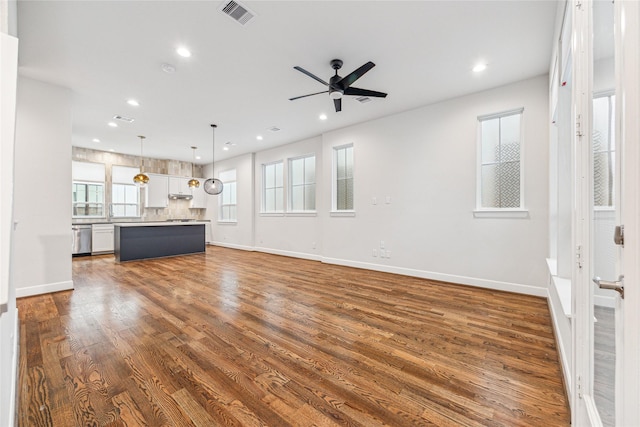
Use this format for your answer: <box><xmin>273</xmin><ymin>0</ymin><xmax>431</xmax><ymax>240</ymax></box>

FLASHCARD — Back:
<box><xmin>114</xmin><ymin>221</ymin><xmax>207</xmax><ymax>262</ymax></box>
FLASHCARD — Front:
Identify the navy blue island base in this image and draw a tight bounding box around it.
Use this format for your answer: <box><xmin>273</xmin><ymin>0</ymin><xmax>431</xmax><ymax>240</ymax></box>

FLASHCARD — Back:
<box><xmin>114</xmin><ymin>223</ymin><xmax>206</xmax><ymax>262</ymax></box>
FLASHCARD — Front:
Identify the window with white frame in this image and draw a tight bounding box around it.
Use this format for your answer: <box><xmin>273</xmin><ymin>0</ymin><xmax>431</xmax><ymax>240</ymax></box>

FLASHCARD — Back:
<box><xmin>219</xmin><ymin>169</ymin><xmax>237</xmax><ymax>222</ymax></box>
<box><xmin>262</xmin><ymin>161</ymin><xmax>284</xmax><ymax>213</ymax></box>
<box><xmin>478</xmin><ymin>109</ymin><xmax>523</xmax><ymax>209</ymax></box>
<box><xmin>289</xmin><ymin>155</ymin><xmax>316</xmax><ymax>212</ymax></box>
<box><xmin>593</xmin><ymin>93</ymin><xmax>615</xmax><ymax>207</ymax></box>
<box><xmin>111</xmin><ymin>165</ymin><xmax>140</xmax><ymax>217</ymax></box>
<box><xmin>72</xmin><ymin>161</ymin><xmax>106</xmax><ymax>218</ymax></box>
<box><xmin>333</xmin><ymin>144</ymin><xmax>354</xmax><ymax>211</ymax></box>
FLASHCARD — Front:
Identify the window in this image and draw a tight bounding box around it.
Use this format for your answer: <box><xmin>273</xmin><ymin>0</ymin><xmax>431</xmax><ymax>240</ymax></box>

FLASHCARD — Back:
<box><xmin>72</xmin><ymin>161</ymin><xmax>105</xmax><ymax>218</ymax></box>
<box><xmin>111</xmin><ymin>165</ymin><xmax>140</xmax><ymax>217</ymax></box>
<box><xmin>333</xmin><ymin>144</ymin><xmax>354</xmax><ymax>211</ymax></box>
<box><xmin>289</xmin><ymin>155</ymin><xmax>316</xmax><ymax>212</ymax></box>
<box><xmin>262</xmin><ymin>161</ymin><xmax>283</xmax><ymax>213</ymax></box>
<box><xmin>593</xmin><ymin>93</ymin><xmax>615</xmax><ymax>207</ymax></box>
<box><xmin>478</xmin><ymin>109</ymin><xmax>523</xmax><ymax>209</ymax></box>
<box><xmin>219</xmin><ymin>169</ymin><xmax>237</xmax><ymax>222</ymax></box>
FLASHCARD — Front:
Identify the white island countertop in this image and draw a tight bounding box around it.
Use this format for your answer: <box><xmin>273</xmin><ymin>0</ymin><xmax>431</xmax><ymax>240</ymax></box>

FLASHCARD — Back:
<box><xmin>113</xmin><ymin>221</ymin><xmax>209</xmax><ymax>227</ymax></box>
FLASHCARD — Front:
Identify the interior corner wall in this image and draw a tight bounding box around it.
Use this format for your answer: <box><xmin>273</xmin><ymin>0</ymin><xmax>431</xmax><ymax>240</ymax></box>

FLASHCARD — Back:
<box><xmin>320</xmin><ymin>75</ymin><xmax>550</xmax><ymax>295</ymax></box>
<box><xmin>254</xmin><ymin>136</ymin><xmax>323</xmax><ymax>260</ymax></box>
<box><xmin>207</xmin><ymin>152</ymin><xmax>254</xmax><ymax>250</ymax></box>
<box><xmin>13</xmin><ymin>76</ymin><xmax>72</xmax><ymax>297</ymax></box>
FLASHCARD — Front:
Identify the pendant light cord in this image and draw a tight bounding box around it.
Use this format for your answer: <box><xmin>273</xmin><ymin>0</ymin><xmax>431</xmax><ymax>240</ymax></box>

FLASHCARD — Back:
<box><xmin>211</xmin><ymin>124</ymin><xmax>217</xmax><ymax>176</ymax></box>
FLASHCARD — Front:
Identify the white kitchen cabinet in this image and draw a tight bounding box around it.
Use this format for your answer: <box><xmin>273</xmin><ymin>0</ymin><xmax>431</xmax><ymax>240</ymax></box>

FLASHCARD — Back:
<box><xmin>145</xmin><ymin>173</ymin><xmax>169</xmax><ymax>208</ymax></box>
<box><xmin>190</xmin><ymin>183</ymin><xmax>208</xmax><ymax>209</ymax></box>
<box><xmin>169</xmin><ymin>176</ymin><xmax>191</xmax><ymax>196</ymax></box>
<box><xmin>91</xmin><ymin>223</ymin><xmax>114</xmax><ymax>254</ymax></box>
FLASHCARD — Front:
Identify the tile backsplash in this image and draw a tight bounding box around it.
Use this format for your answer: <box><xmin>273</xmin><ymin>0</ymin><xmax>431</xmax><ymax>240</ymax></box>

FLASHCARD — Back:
<box><xmin>73</xmin><ymin>147</ymin><xmax>207</xmax><ymax>223</ymax></box>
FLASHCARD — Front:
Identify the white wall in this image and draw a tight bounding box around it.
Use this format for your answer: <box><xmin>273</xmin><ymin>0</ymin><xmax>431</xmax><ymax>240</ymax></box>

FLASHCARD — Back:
<box><xmin>215</xmin><ymin>76</ymin><xmax>550</xmax><ymax>296</ymax></box>
<box><xmin>0</xmin><ymin>30</ymin><xmax>19</xmax><ymax>427</ymax></box>
<box><xmin>254</xmin><ymin>136</ymin><xmax>323</xmax><ymax>260</ymax></box>
<box><xmin>208</xmin><ymin>153</ymin><xmax>254</xmax><ymax>250</ymax></box>
<box><xmin>13</xmin><ymin>77</ymin><xmax>72</xmax><ymax>297</ymax></box>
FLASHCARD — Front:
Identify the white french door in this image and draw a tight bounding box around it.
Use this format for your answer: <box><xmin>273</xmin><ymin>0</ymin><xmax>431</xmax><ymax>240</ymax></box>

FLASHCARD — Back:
<box><xmin>572</xmin><ymin>0</ymin><xmax>640</xmax><ymax>426</ymax></box>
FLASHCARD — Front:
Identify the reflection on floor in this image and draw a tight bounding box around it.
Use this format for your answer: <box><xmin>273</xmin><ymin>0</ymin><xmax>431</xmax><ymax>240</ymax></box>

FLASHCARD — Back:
<box><xmin>594</xmin><ymin>305</ymin><xmax>615</xmax><ymax>427</ymax></box>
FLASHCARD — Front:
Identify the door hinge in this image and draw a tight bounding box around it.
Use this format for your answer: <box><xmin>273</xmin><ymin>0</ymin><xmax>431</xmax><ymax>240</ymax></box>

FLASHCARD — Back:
<box><xmin>576</xmin><ymin>245</ymin><xmax>583</xmax><ymax>269</ymax></box>
<box><xmin>576</xmin><ymin>1</ymin><xmax>583</xmax><ymax>10</ymax></box>
<box><xmin>614</xmin><ymin>225</ymin><xmax>624</xmax><ymax>246</ymax></box>
<box><xmin>576</xmin><ymin>114</ymin><xmax>584</xmax><ymax>137</ymax></box>
<box><xmin>577</xmin><ymin>375</ymin><xmax>583</xmax><ymax>398</ymax></box>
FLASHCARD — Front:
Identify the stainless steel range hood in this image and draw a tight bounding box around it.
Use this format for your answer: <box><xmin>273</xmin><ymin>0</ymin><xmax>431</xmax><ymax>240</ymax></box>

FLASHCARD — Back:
<box><xmin>168</xmin><ymin>193</ymin><xmax>193</xmax><ymax>200</ymax></box>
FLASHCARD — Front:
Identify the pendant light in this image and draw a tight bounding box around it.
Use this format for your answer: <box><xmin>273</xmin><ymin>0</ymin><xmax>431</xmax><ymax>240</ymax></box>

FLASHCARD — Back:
<box><xmin>187</xmin><ymin>146</ymin><xmax>200</xmax><ymax>188</ymax></box>
<box><xmin>203</xmin><ymin>124</ymin><xmax>224</xmax><ymax>195</ymax></box>
<box><xmin>133</xmin><ymin>135</ymin><xmax>149</xmax><ymax>187</ymax></box>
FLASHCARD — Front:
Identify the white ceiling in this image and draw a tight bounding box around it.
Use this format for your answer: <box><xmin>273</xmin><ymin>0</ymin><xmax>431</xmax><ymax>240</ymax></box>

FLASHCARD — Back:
<box><xmin>16</xmin><ymin>0</ymin><xmax>558</xmax><ymax>165</ymax></box>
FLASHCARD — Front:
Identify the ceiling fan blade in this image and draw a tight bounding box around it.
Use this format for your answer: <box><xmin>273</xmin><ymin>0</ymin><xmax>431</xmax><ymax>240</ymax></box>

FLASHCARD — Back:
<box><xmin>334</xmin><ymin>98</ymin><xmax>342</xmax><ymax>112</ymax></box>
<box><xmin>293</xmin><ymin>66</ymin><xmax>330</xmax><ymax>87</ymax></box>
<box><xmin>289</xmin><ymin>90</ymin><xmax>329</xmax><ymax>101</ymax></box>
<box><xmin>344</xmin><ymin>87</ymin><xmax>388</xmax><ymax>98</ymax></box>
<box><xmin>337</xmin><ymin>61</ymin><xmax>375</xmax><ymax>89</ymax></box>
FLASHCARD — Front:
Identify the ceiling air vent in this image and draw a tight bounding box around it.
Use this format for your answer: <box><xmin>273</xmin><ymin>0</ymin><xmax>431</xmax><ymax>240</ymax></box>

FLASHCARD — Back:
<box><xmin>113</xmin><ymin>115</ymin><xmax>135</xmax><ymax>123</ymax></box>
<box><xmin>356</xmin><ymin>97</ymin><xmax>372</xmax><ymax>104</ymax></box>
<box><xmin>268</xmin><ymin>126</ymin><xmax>281</xmax><ymax>132</ymax></box>
<box><xmin>220</xmin><ymin>1</ymin><xmax>256</xmax><ymax>26</ymax></box>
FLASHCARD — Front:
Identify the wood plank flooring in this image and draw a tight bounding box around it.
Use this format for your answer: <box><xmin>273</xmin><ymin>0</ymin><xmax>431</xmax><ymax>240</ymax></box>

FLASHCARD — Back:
<box><xmin>18</xmin><ymin>246</ymin><xmax>570</xmax><ymax>426</ymax></box>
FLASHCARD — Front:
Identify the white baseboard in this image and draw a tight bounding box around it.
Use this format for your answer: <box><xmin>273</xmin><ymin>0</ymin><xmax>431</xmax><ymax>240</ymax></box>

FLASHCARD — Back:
<box><xmin>254</xmin><ymin>246</ymin><xmax>322</xmax><ymax>262</ymax></box>
<box><xmin>15</xmin><ymin>280</ymin><xmax>73</xmax><ymax>298</ymax></box>
<box><xmin>10</xmin><ymin>309</ymin><xmax>19</xmax><ymax>427</ymax></box>
<box><xmin>546</xmin><ymin>287</ymin><xmax>573</xmax><ymax>406</ymax></box>
<box><xmin>210</xmin><ymin>241</ymin><xmax>255</xmax><ymax>252</ymax></box>
<box><xmin>320</xmin><ymin>257</ymin><xmax>547</xmax><ymax>297</ymax></box>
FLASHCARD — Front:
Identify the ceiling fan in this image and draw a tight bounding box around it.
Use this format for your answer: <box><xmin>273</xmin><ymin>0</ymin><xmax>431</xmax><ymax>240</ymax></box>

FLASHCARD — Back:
<box><xmin>289</xmin><ymin>59</ymin><xmax>387</xmax><ymax>112</ymax></box>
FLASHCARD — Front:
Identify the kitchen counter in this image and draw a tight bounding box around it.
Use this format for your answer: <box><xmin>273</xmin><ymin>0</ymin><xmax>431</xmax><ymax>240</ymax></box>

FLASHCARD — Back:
<box><xmin>114</xmin><ymin>222</ymin><xmax>206</xmax><ymax>262</ymax></box>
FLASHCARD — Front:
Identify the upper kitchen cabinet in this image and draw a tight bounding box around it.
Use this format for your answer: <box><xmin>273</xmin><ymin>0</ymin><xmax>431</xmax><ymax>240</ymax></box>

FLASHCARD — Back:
<box><xmin>168</xmin><ymin>176</ymin><xmax>191</xmax><ymax>197</ymax></box>
<box><xmin>145</xmin><ymin>173</ymin><xmax>169</xmax><ymax>208</ymax></box>
<box><xmin>190</xmin><ymin>183</ymin><xmax>208</xmax><ymax>209</ymax></box>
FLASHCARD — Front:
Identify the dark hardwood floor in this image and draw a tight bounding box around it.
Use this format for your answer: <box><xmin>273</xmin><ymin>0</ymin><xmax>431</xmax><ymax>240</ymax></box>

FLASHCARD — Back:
<box><xmin>18</xmin><ymin>246</ymin><xmax>570</xmax><ymax>426</ymax></box>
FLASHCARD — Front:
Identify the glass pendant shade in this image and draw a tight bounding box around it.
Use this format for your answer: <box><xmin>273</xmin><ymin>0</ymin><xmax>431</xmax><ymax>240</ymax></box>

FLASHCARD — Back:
<box><xmin>203</xmin><ymin>178</ymin><xmax>223</xmax><ymax>195</ymax></box>
<box><xmin>133</xmin><ymin>173</ymin><xmax>150</xmax><ymax>187</ymax></box>
<box><xmin>204</xmin><ymin>124</ymin><xmax>224</xmax><ymax>195</ymax></box>
<box><xmin>188</xmin><ymin>146</ymin><xmax>200</xmax><ymax>188</ymax></box>
<box><xmin>134</xmin><ymin>135</ymin><xmax>149</xmax><ymax>187</ymax></box>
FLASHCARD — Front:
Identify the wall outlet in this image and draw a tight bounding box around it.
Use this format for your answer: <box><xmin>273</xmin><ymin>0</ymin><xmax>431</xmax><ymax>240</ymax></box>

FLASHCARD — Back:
<box><xmin>380</xmin><ymin>240</ymin><xmax>385</xmax><ymax>249</ymax></box>
<box><xmin>372</xmin><ymin>197</ymin><xmax>377</xmax><ymax>205</ymax></box>
<box><xmin>312</xmin><ymin>241</ymin><xmax>316</xmax><ymax>249</ymax></box>
<box><xmin>372</xmin><ymin>249</ymin><xmax>378</xmax><ymax>257</ymax></box>
<box><xmin>385</xmin><ymin>196</ymin><xmax>392</xmax><ymax>204</ymax></box>
<box><xmin>386</xmin><ymin>250</ymin><xmax>391</xmax><ymax>258</ymax></box>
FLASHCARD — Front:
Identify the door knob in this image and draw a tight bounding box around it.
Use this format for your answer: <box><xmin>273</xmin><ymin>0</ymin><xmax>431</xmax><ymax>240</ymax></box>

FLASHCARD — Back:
<box><xmin>592</xmin><ymin>275</ymin><xmax>624</xmax><ymax>299</ymax></box>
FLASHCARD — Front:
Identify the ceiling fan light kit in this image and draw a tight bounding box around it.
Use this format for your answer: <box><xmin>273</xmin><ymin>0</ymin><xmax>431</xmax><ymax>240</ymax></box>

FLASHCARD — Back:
<box><xmin>203</xmin><ymin>124</ymin><xmax>224</xmax><ymax>195</ymax></box>
<box><xmin>290</xmin><ymin>58</ymin><xmax>387</xmax><ymax>112</ymax></box>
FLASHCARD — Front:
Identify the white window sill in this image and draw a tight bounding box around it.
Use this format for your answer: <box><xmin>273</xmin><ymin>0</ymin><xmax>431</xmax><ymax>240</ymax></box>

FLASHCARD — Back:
<box><xmin>285</xmin><ymin>211</ymin><xmax>317</xmax><ymax>217</ymax></box>
<box><xmin>217</xmin><ymin>220</ymin><xmax>237</xmax><ymax>225</ymax></box>
<box><xmin>330</xmin><ymin>210</ymin><xmax>356</xmax><ymax>217</ymax></box>
<box><xmin>473</xmin><ymin>209</ymin><xmax>529</xmax><ymax>219</ymax></box>
<box><xmin>259</xmin><ymin>212</ymin><xmax>285</xmax><ymax>217</ymax></box>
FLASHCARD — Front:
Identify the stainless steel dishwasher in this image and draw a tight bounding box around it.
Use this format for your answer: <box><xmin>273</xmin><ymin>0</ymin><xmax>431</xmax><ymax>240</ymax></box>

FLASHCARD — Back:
<box><xmin>72</xmin><ymin>224</ymin><xmax>92</xmax><ymax>256</ymax></box>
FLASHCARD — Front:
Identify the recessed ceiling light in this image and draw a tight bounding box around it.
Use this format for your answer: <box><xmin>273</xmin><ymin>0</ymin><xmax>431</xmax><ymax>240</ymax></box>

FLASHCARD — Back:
<box><xmin>127</xmin><ymin>99</ymin><xmax>139</xmax><ymax>107</ymax></box>
<box><xmin>176</xmin><ymin>47</ymin><xmax>192</xmax><ymax>58</ymax></box>
<box><xmin>256</xmin><ymin>135</ymin><xmax>263</xmax><ymax>141</ymax></box>
<box><xmin>319</xmin><ymin>114</ymin><xmax>327</xmax><ymax>120</ymax></box>
<box><xmin>195</xmin><ymin>156</ymin><xmax>201</xmax><ymax>160</ymax></box>
<box><xmin>473</xmin><ymin>63</ymin><xmax>487</xmax><ymax>72</ymax></box>
<box><xmin>223</xmin><ymin>146</ymin><xmax>229</xmax><ymax>151</ymax></box>
<box><xmin>108</xmin><ymin>122</ymin><xmax>118</xmax><ymax>127</ymax></box>
<box><xmin>109</xmin><ymin>149</ymin><xmax>115</xmax><ymax>152</ymax></box>
<box><xmin>92</xmin><ymin>138</ymin><xmax>100</xmax><ymax>143</ymax></box>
